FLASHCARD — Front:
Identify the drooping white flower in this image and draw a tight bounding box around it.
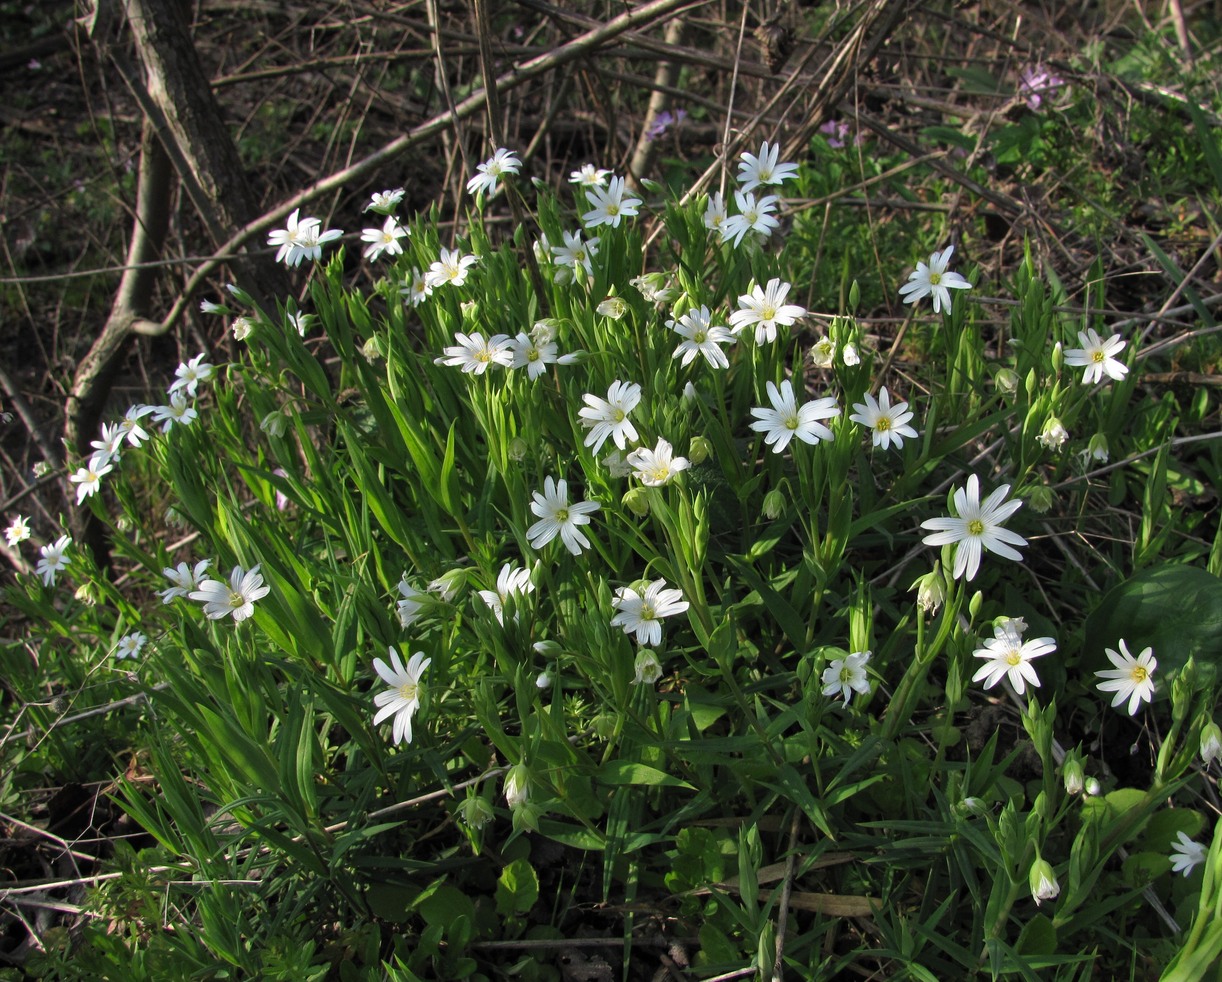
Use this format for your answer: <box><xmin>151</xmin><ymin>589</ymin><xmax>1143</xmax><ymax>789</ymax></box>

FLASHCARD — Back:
<box><xmin>749</xmin><ymin>379</ymin><xmax>839</xmax><ymax>453</ymax></box>
<box><xmin>582</xmin><ymin>176</ymin><xmax>642</xmax><ymax>229</ymax></box>
<box><xmin>569</xmin><ymin>164</ymin><xmax>611</xmax><ymax>187</ymax></box>
<box><xmin>1169</xmin><ymin>832</ymin><xmax>1208</xmax><ymax>877</ymax></box>
<box><xmin>1063</xmin><ymin>329</ymin><xmax>1129</xmax><ymax>385</ymax></box>
<box><xmin>719</xmin><ymin>190</ymin><xmax>780</xmax><ymax>247</ymax></box>
<box><xmin>729</xmin><ymin>279</ymin><xmax>806</xmax><ymax>344</ymax></box>
<box><xmin>971</xmin><ymin>619</ymin><xmax>1055</xmax><ymax>695</ymax></box>
<box><xmin>230</xmin><ymin>316</ymin><xmax>254</xmax><ymax>341</ymax></box>
<box><xmin>396</xmin><ymin>577</ymin><xmax>430</xmax><ymax>628</ymax></box>
<box><xmin>668</xmin><ymin>306</ymin><xmax>735</xmax><ymax>369</ymax></box>
<box><xmin>435</xmin><ymin>332</ymin><xmax>513</xmax><ymax>374</ymax></box>
<box><xmin>626</xmin><ymin>438</ymin><xmax>689</xmax><ymax>487</ymax></box>
<box><xmin>372</xmin><ymin>647</ymin><xmax>430</xmax><ymax>745</ymax></box>
<box><xmin>36</xmin><ymin>534</ymin><xmax>71</xmax><ymax>586</ymax></box>
<box><xmin>117</xmin><ymin>404</ymin><xmax>154</xmax><ymax>448</ymax></box>
<box><xmin>849</xmin><ymin>387</ymin><xmax>919</xmax><ymax>451</ymax></box>
<box><xmin>400</xmin><ymin>267</ymin><xmax>433</xmax><ymax>306</ymax></box>
<box><xmin>527</xmin><ymin>477</ymin><xmax>601</xmax><ymax>556</ymax></box>
<box><xmin>189</xmin><ymin>563</ymin><xmax>271</xmax><ymax>622</ymax></box>
<box><xmin>578</xmin><ymin>380</ymin><xmax>641</xmax><ymax>453</ymax></box>
<box><xmin>508</xmin><ymin>332</ymin><xmax>579</xmax><ymax>380</ymax></box>
<box><xmin>737</xmin><ymin>139</ymin><xmax>799</xmax><ymax>192</ymax></box>
<box><xmin>821</xmin><ymin>651</ymin><xmax>872</xmax><ymax>705</ymax></box>
<box><xmin>610</xmin><ymin>579</ymin><xmax>689</xmax><ymax>646</ymax></box>
<box><xmin>898</xmin><ymin>245</ymin><xmax>973</xmax><ymax>314</ymax></box>
<box><xmin>365</xmin><ymin>188</ymin><xmax>405</xmax><ymax>214</ymax></box>
<box><xmin>4</xmin><ymin>515</ymin><xmax>31</xmax><ymax>547</ymax></box>
<box><xmin>477</xmin><ymin>563</ymin><xmax>535</xmax><ymax>625</ymax></box>
<box><xmin>151</xmin><ymin>392</ymin><xmax>198</xmax><ymax>433</ymax></box>
<box><xmin>920</xmin><ymin>474</ymin><xmax>1027</xmax><ymax>581</ymax></box>
<box><xmin>267</xmin><ymin>208</ymin><xmax>343</xmax><ymax>267</ymax></box>
<box><xmin>1029</xmin><ymin>858</ymin><xmax>1060</xmax><ymax>906</ymax></box>
<box><xmin>703</xmin><ymin>191</ymin><xmax>727</xmax><ymax>233</ymax></box>
<box><xmin>89</xmin><ymin>422</ymin><xmax>125</xmax><ymax>468</ymax></box>
<box><xmin>1201</xmin><ymin>721</ymin><xmax>1222</xmax><ymax>767</ymax></box>
<box><xmin>160</xmin><ymin>559</ymin><xmax>212</xmax><ymax>604</ymax></box>
<box><xmin>114</xmin><ymin>632</ymin><xmax>147</xmax><ymax>660</ymax></box>
<box><xmin>602</xmin><ymin>450</ymin><xmax>633</xmax><ymax>478</ymax></box>
<box><xmin>842</xmin><ymin>342</ymin><xmax>861</xmax><ymax>366</ymax></box>
<box><xmin>426</xmin><ymin>247</ymin><xmax>478</xmax><ymax>288</ymax></box>
<box><xmin>810</xmin><ymin>337</ymin><xmax>836</xmax><ymax>369</ymax></box>
<box><xmin>633</xmin><ymin>650</ymin><xmax>663</xmax><ymax>685</ymax></box>
<box><xmin>1094</xmin><ymin>640</ymin><xmax>1157</xmax><ymax>715</ymax></box>
<box><xmin>360</xmin><ymin>216</ymin><xmax>408</xmax><ymax>261</ymax></box>
<box><xmin>467</xmin><ymin>148</ymin><xmax>521</xmax><ymax>196</ymax></box>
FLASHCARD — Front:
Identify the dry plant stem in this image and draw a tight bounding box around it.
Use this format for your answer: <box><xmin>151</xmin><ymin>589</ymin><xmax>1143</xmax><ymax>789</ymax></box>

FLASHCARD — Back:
<box><xmin>157</xmin><ymin>0</ymin><xmax>708</xmax><ymax>334</ymax></box>
<box><xmin>625</xmin><ymin>17</ymin><xmax>686</xmax><ymax>186</ymax></box>
<box><xmin>770</xmin><ymin>806</ymin><xmax>802</xmax><ymax>982</ymax></box>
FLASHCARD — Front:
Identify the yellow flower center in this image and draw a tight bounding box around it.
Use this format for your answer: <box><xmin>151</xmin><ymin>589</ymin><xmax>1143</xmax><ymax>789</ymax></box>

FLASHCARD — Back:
<box><xmin>694</xmin><ymin>330</ymin><xmax>707</xmax><ymax>343</ymax></box>
<box><xmin>647</xmin><ymin>464</ymin><xmax>671</xmax><ymax>483</ymax></box>
<box><xmin>1131</xmin><ymin>666</ymin><xmax>1148</xmax><ymax>683</ymax></box>
<box><xmin>555</xmin><ymin>507</ymin><xmax>569</xmax><ymax>522</ymax></box>
<box><xmin>1092</xmin><ymin>350</ymin><xmax>1106</xmax><ymax>363</ymax></box>
<box><xmin>476</xmin><ymin>349</ymin><xmax>491</xmax><ymax>362</ymax></box>
<box><xmin>398</xmin><ymin>681</ymin><xmax>418</xmax><ymax>702</ymax></box>
<box><xmin>613</xmin><ymin>408</ymin><xmax>625</xmax><ymax>422</ymax></box>
<box><xmin>761</xmin><ymin>304</ymin><xmax>777</xmax><ymax>321</ymax></box>
<box><xmin>607</xmin><ymin>204</ymin><xmax>619</xmax><ymax>217</ymax></box>
<box><xmin>967</xmin><ymin>518</ymin><xmax>985</xmax><ymax>536</ymax></box>
<box><xmin>929</xmin><ymin>272</ymin><xmax>942</xmax><ymax>285</ymax></box>
<box><xmin>228</xmin><ymin>590</ymin><xmax>246</xmax><ymax>608</ymax></box>
<box><xmin>784</xmin><ymin>413</ymin><xmax>800</xmax><ymax>431</ymax></box>
<box><xmin>1005</xmin><ymin>649</ymin><xmax>1022</xmax><ymax>667</ymax></box>
<box><xmin>838</xmin><ymin>666</ymin><xmax>853</xmax><ymax>684</ymax></box>
<box><xmin>640</xmin><ymin>602</ymin><xmax>656</xmax><ymax>620</ymax></box>
<box><xmin>876</xmin><ymin>416</ymin><xmax>892</xmax><ymax>432</ymax></box>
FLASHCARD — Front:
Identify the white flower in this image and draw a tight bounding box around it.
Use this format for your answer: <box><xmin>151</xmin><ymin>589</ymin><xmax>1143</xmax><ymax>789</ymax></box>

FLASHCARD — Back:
<box><xmin>898</xmin><ymin>245</ymin><xmax>973</xmax><ymax>314</ymax></box>
<box><xmin>821</xmin><ymin>651</ymin><xmax>872</xmax><ymax>705</ymax></box>
<box><xmin>287</xmin><ymin>311</ymin><xmax>314</xmax><ymax>336</ymax></box>
<box><xmin>849</xmin><ymin>387</ymin><xmax>919</xmax><ymax>451</ymax></box>
<box><xmin>509</xmin><ymin>332</ymin><xmax>579</xmax><ymax>380</ymax></box>
<box><xmin>582</xmin><ymin>175</ymin><xmax>642</xmax><ymax>229</ymax></box>
<box><xmin>160</xmin><ymin>559</ymin><xmax>212</xmax><ymax>603</ymax></box>
<box><xmin>200</xmin><ymin>298</ymin><xmax>225</xmax><ymax>314</ymax></box>
<box><xmin>426</xmin><ymin>247</ymin><xmax>478</xmax><ymax>288</ymax></box>
<box><xmin>578</xmin><ymin>380</ymin><xmax>641</xmax><ymax>453</ymax></box>
<box><xmin>633</xmin><ymin>650</ymin><xmax>663</xmax><ymax>685</ymax></box>
<box><xmin>365</xmin><ymin>188</ymin><xmax>405</xmax><ymax>214</ymax></box>
<box><xmin>89</xmin><ymin>422</ymin><xmax>125</xmax><ymax>467</ymax></box>
<box><xmin>169</xmin><ymin>353</ymin><xmax>214</xmax><ymax>398</ymax></box>
<box><xmin>596</xmin><ymin>296</ymin><xmax>629</xmax><ymax>319</ymax></box>
<box><xmin>69</xmin><ymin>460</ymin><xmax>113</xmax><ymax>505</ymax></box>
<box><xmin>703</xmin><ymin>191</ymin><xmax>727</xmax><ymax>232</ymax></box>
<box><xmin>467</xmin><ymin>148</ymin><xmax>521</xmax><ymax>196</ymax></box>
<box><xmin>527</xmin><ymin>477</ymin><xmax>601</xmax><ymax>555</ymax></box>
<box><xmin>152</xmin><ymin>392</ymin><xmax>198</xmax><ymax>433</ymax></box>
<box><xmin>504</xmin><ymin>763</ymin><xmax>531</xmax><ymax>808</ymax></box>
<box><xmin>1169</xmin><ymin>832</ymin><xmax>1208</xmax><ymax>877</ymax></box>
<box><xmin>610</xmin><ymin>579</ymin><xmax>689</xmax><ymax>646</ymax></box>
<box><xmin>603</xmin><ymin>450</ymin><xmax>633</xmax><ymax>478</ymax></box>
<box><xmin>1037</xmin><ymin>416</ymin><xmax>1069</xmax><ymax>451</ymax></box>
<box><xmin>668</xmin><ymin>306</ymin><xmax>735</xmax><ymax>369</ymax></box>
<box><xmin>1201</xmin><ymin>722</ymin><xmax>1222</xmax><ymax>767</ymax></box>
<box><xmin>477</xmin><ymin>563</ymin><xmax>535</xmax><ymax>625</ymax></box>
<box><xmin>729</xmin><ymin>279</ymin><xmax>806</xmax><ymax>344</ymax></box>
<box><xmin>266</xmin><ymin>208</ymin><xmax>342</xmax><ymax>267</ymax></box>
<box><xmin>396</xmin><ymin>577</ymin><xmax>431</xmax><ymax>628</ymax></box>
<box><xmin>400</xmin><ymin>267</ymin><xmax>433</xmax><ymax>306</ymax></box>
<box><xmin>719</xmin><ymin>190</ymin><xmax>780</xmax><ymax>247</ymax></box>
<box><xmin>1029</xmin><ymin>859</ymin><xmax>1060</xmax><ymax>906</ymax></box>
<box><xmin>810</xmin><ymin>337</ymin><xmax>836</xmax><ymax>369</ymax></box>
<box><xmin>920</xmin><ymin>474</ymin><xmax>1027</xmax><ymax>581</ymax></box>
<box><xmin>117</xmin><ymin>404</ymin><xmax>154</xmax><ymax>448</ymax></box>
<box><xmin>1094</xmin><ymin>640</ymin><xmax>1156</xmax><ymax>715</ymax></box>
<box><xmin>1063</xmin><ymin>329</ymin><xmax>1129</xmax><ymax>385</ymax></box>
<box><xmin>749</xmin><ymin>379</ymin><xmax>840</xmax><ymax>453</ymax></box>
<box><xmin>189</xmin><ymin>563</ymin><xmax>271</xmax><ymax>622</ymax></box>
<box><xmin>36</xmin><ymin>534</ymin><xmax>71</xmax><ymax>586</ymax></box>
<box><xmin>626</xmin><ymin>438</ymin><xmax>689</xmax><ymax>487</ymax></box>
<box><xmin>971</xmin><ymin>619</ymin><xmax>1055</xmax><ymax>694</ymax></box>
<box><xmin>551</xmin><ymin>230</ymin><xmax>599</xmax><ymax>276</ymax></box>
<box><xmin>737</xmin><ymin>139</ymin><xmax>799</xmax><ymax>192</ymax></box>
<box><xmin>842</xmin><ymin>342</ymin><xmax>860</xmax><ymax>366</ymax></box>
<box><xmin>570</xmin><ymin>164</ymin><xmax>611</xmax><ymax>187</ymax></box>
<box><xmin>4</xmin><ymin>515</ymin><xmax>31</xmax><ymax>546</ymax></box>
<box><xmin>360</xmin><ymin>216</ymin><xmax>408</xmax><ymax>261</ymax></box>
<box><xmin>372</xmin><ymin>647</ymin><xmax>430</xmax><ymax>745</ymax></box>
<box><xmin>115</xmin><ymin>632</ymin><xmax>146</xmax><ymax>660</ymax></box>
<box><xmin>435</xmin><ymin>332</ymin><xmax>514</xmax><ymax>374</ymax></box>
<box><xmin>231</xmin><ymin>316</ymin><xmax>254</xmax><ymax>341</ymax></box>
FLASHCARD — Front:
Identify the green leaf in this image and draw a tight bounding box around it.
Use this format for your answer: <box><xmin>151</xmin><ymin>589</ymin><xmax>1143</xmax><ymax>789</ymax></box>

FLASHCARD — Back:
<box><xmin>495</xmin><ymin>857</ymin><xmax>539</xmax><ymax>916</ymax></box>
<box><xmin>596</xmin><ymin>760</ymin><xmax>694</xmax><ymax>790</ymax></box>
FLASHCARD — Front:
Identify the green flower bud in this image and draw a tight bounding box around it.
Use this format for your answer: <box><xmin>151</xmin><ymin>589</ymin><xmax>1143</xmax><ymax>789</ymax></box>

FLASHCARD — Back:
<box><xmin>361</xmin><ymin>336</ymin><xmax>383</xmax><ymax>362</ymax></box>
<box><xmin>1201</xmin><ymin>720</ymin><xmax>1222</xmax><ymax>767</ymax></box>
<box><xmin>762</xmin><ymin>488</ymin><xmax>786</xmax><ymax>521</ymax></box>
<box><xmin>458</xmin><ymin>795</ymin><xmax>495</xmax><ymax>829</ymax></box>
<box><xmin>1084</xmin><ymin>777</ymin><xmax>1101</xmax><ymax>796</ymax></box>
<box><xmin>1087</xmin><ymin>433</ymin><xmax>1110</xmax><ymax>463</ymax></box>
<box><xmin>597</xmin><ymin>296</ymin><xmax>629</xmax><ymax>320</ymax></box>
<box><xmin>1027</xmin><ymin>484</ymin><xmax>1055</xmax><ymax>514</ymax></box>
<box><xmin>1051</xmin><ymin>340</ymin><xmax>1064</xmax><ymax>373</ymax></box>
<box><xmin>995</xmin><ymin>368</ymin><xmax>1019</xmax><ymax>396</ymax></box>
<box><xmin>1029</xmin><ymin>856</ymin><xmax>1060</xmax><ymax>906</ymax></box>
<box><xmin>848</xmin><ymin>279</ymin><xmax>861</xmax><ymax>311</ymax></box>
<box><xmin>508</xmin><ymin>437</ymin><xmax>528</xmax><ymax>462</ymax></box>
<box><xmin>623</xmin><ymin>487</ymin><xmax>650</xmax><ymax>518</ymax></box>
<box><xmin>688</xmin><ymin>436</ymin><xmax>713</xmax><ymax>466</ymax></box>
<box><xmin>504</xmin><ymin>763</ymin><xmax>531</xmax><ymax>810</ymax></box>
<box><xmin>633</xmin><ymin>650</ymin><xmax>663</xmax><ymax>685</ymax></box>
<box><xmin>1061</xmin><ymin>750</ymin><xmax>1085</xmax><ymax>796</ymax></box>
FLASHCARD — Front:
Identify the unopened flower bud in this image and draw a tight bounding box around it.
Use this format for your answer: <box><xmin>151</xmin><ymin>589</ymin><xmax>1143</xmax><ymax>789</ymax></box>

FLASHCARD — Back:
<box><xmin>995</xmin><ymin>368</ymin><xmax>1019</xmax><ymax>396</ymax></box>
<box><xmin>623</xmin><ymin>487</ymin><xmax>650</xmax><ymax>518</ymax></box>
<box><xmin>508</xmin><ymin>437</ymin><xmax>528</xmax><ymax>462</ymax></box>
<box><xmin>633</xmin><ymin>650</ymin><xmax>663</xmax><ymax>685</ymax></box>
<box><xmin>458</xmin><ymin>795</ymin><xmax>495</xmax><ymax>829</ymax></box>
<box><xmin>1037</xmin><ymin>417</ymin><xmax>1068</xmax><ymax>451</ymax></box>
<box><xmin>596</xmin><ymin>296</ymin><xmax>628</xmax><ymax>320</ymax></box>
<box><xmin>681</xmin><ymin>382</ymin><xmax>698</xmax><ymax>406</ymax></box>
<box><xmin>911</xmin><ymin>564</ymin><xmax>946</xmax><ymax>616</ymax></box>
<box><xmin>361</xmin><ymin>336</ymin><xmax>382</xmax><ymax>362</ymax></box>
<box><xmin>260</xmin><ymin>409</ymin><xmax>289</xmax><ymax>438</ymax></box>
<box><xmin>1029</xmin><ymin>857</ymin><xmax>1060</xmax><ymax>906</ymax></box>
<box><xmin>688</xmin><ymin>436</ymin><xmax>712</xmax><ymax>466</ymax></box>
<box><xmin>1051</xmin><ymin>341</ymin><xmax>1064</xmax><ymax>373</ymax></box>
<box><xmin>504</xmin><ymin>763</ymin><xmax>531</xmax><ymax>810</ymax></box>
<box><xmin>1062</xmin><ymin>754</ymin><xmax>1085</xmax><ymax>796</ymax></box>
<box><xmin>848</xmin><ymin>280</ymin><xmax>861</xmax><ymax>311</ymax></box>
<box><xmin>535</xmin><ymin>670</ymin><xmax>551</xmax><ymax>689</ymax></box>
<box><xmin>1201</xmin><ymin>721</ymin><xmax>1222</xmax><ymax>767</ymax></box>
<box><xmin>1084</xmin><ymin>777</ymin><xmax>1101</xmax><ymax>796</ymax></box>
<box><xmin>74</xmin><ymin>583</ymin><xmax>95</xmax><ymax>605</ymax></box>
<box><xmin>1027</xmin><ymin>484</ymin><xmax>1055</xmax><ymax>514</ymax></box>
<box><xmin>531</xmin><ymin>319</ymin><xmax>559</xmax><ymax>344</ymax></box>
<box><xmin>1087</xmin><ymin>433</ymin><xmax>1109</xmax><ymax>463</ymax></box>
<box><xmin>532</xmin><ymin>639</ymin><xmax>562</xmax><ymax>658</ymax></box>
<box><xmin>810</xmin><ymin>337</ymin><xmax>835</xmax><ymax>369</ymax></box>
<box><xmin>956</xmin><ymin>796</ymin><xmax>987</xmax><ymax>817</ymax></box>
<box><xmin>762</xmin><ymin>488</ymin><xmax>785</xmax><ymax>521</ymax></box>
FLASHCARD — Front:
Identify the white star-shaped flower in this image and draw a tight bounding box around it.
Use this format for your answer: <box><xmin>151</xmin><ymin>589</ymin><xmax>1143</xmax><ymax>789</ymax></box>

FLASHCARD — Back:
<box><xmin>527</xmin><ymin>477</ymin><xmax>601</xmax><ymax>555</ymax></box>
<box><xmin>729</xmin><ymin>279</ymin><xmax>805</xmax><ymax>344</ymax></box>
<box><xmin>1094</xmin><ymin>639</ymin><xmax>1156</xmax><ymax>715</ymax></box>
<box><xmin>1169</xmin><ymin>832</ymin><xmax>1208</xmax><ymax>877</ymax></box>
<box><xmin>737</xmin><ymin>139</ymin><xmax>799</xmax><ymax>192</ymax></box>
<box><xmin>610</xmin><ymin>579</ymin><xmax>689</xmax><ymax>647</ymax></box>
<box><xmin>749</xmin><ymin>379</ymin><xmax>839</xmax><ymax>453</ymax></box>
<box><xmin>849</xmin><ymin>387</ymin><xmax>919</xmax><ymax>451</ymax></box>
<box><xmin>971</xmin><ymin>619</ymin><xmax>1055</xmax><ymax>694</ymax></box>
<box><xmin>668</xmin><ymin>306</ymin><xmax>735</xmax><ymax>369</ymax></box>
<box><xmin>360</xmin><ymin>216</ymin><xmax>408</xmax><ymax>261</ymax></box>
<box><xmin>821</xmin><ymin>651</ymin><xmax>872</xmax><ymax>705</ymax></box>
<box><xmin>582</xmin><ymin>176</ymin><xmax>642</xmax><ymax>229</ymax></box>
<box><xmin>426</xmin><ymin>247</ymin><xmax>478</xmax><ymax>288</ymax></box>
<box><xmin>1063</xmin><ymin>329</ymin><xmax>1129</xmax><ymax>385</ymax></box>
<box><xmin>467</xmin><ymin>147</ymin><xmax>522</xmax><ymax>196</ymax></box>
<box><xmin>578</xmin><ymin>380</ymin><xmax>641</xmax><ymax>453</ymax></box>
<box><xmin>920</xmin><ymin>474</ymin><xmax>1027</xmax><ymax>581</ymax></box>
<box><xmin>898</xmin><ymin>245</ymin><xmax>973</xmax><ymax>314</ymax></box>
<box><xmin>189</xmin><ymin>563</ymin><xmax>271</xmax><ymax>622</ymax></box>
<box><xmin>372</xmin><ymin>647</ymin><xmax>430</xmax><ymax>745</ymax></box>
<box><xmin>435</xmin><ymin>332</ymin><xmax>513</xmax><ymax>374</ymax></box>
<box><xmin>626</xmin><ymin>437</ymin><xmax>689</xmax><ymax>487</ymax></box>
<box><xmin>719</xmin><ymin>190</ymin><xmax>780</xmax><ymax>247</ymax></box>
